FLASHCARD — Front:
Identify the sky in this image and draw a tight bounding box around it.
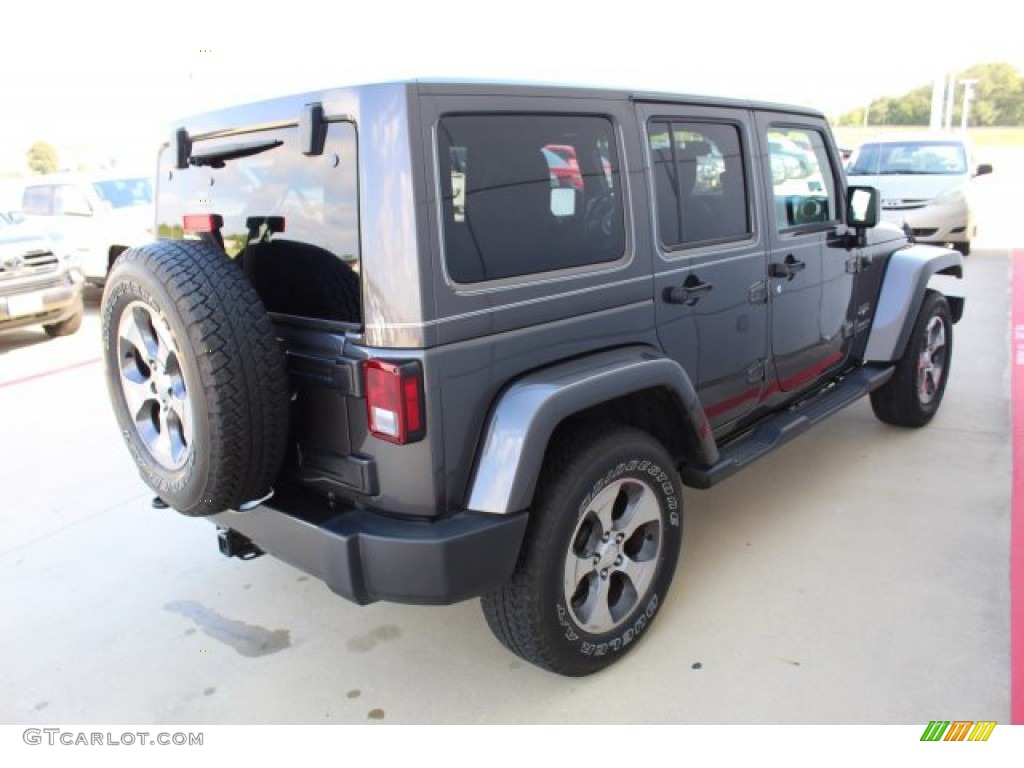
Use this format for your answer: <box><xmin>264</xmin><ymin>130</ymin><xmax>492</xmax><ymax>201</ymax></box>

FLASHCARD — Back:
<box><xmin>1</xmin><ymin>0</ymin><xmax>1021</xmax><ymax>175</ymax></box>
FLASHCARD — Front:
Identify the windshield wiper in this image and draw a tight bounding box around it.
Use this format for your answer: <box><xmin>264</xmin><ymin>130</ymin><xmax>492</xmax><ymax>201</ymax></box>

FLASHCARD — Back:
<box><xmin>189</xmin><ymin>138</ymin><xmax>284</xmax><ymax>168</ymax></box>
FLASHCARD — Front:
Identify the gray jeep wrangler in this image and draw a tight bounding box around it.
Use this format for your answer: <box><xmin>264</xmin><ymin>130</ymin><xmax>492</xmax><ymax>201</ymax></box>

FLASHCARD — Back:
<box><xmin>101</xmin><ymin>81</ymin><xmax>962</xmax><ymax>676</ymax></box>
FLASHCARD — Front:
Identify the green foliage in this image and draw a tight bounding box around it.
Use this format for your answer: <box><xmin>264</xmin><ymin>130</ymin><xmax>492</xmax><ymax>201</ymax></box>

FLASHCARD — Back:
<box><xmin>27</xmin><ymin>141</ymin><xmax>59</xmax><ymax>174</ymax></box>
<box><xmin>837</xmin><ymin>63</ymin><xmax>1024</xmax><ymax>127</ymax></box>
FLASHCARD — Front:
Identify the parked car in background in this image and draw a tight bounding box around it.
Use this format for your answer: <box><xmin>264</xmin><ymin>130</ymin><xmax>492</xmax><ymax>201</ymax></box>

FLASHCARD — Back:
<box><xmin>0</xmin><ymin>211</ymin><xmax>84</xmax><ymax>337</ymax></box>
<box><xmin>846</xmin><ymin>134</ymin><xmax>992</xmax><ymax>255</ymax></box>
<box><xmin>20</xmin><ymin>173</ymin><xmax>154</xmax><ymax>283</ymax></box>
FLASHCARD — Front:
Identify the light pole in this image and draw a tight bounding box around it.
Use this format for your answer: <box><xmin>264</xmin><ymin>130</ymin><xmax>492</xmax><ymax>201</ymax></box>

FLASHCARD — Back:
<box><xmin>960</xmin><ymin>79</ymin><xmax>978</xmax><ymax>131</ymax></box>
<box><xmin>944</xmin><ymin>72</ymin><xmax>957</xmax><ymax>130</ymax></box>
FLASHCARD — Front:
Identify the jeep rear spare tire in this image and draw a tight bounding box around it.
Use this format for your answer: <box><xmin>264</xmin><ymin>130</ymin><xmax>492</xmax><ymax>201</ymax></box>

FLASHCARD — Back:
<box><xmin>101</xmin><ymin>240</ymin><xmax>289</xmax><ymax>516</ymax></box>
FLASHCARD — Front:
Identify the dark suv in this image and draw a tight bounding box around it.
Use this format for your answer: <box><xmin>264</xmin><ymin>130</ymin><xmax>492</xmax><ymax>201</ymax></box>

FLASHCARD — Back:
<box><xmin>101</xmin><ymin>81</ymin><xmax>963</xmax><ymax>676</ymax></box>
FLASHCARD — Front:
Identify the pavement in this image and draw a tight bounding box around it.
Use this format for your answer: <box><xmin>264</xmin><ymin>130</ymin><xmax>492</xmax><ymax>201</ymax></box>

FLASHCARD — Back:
<box><xmin>0</xmin><ymin>155</ymin><xmax>1019</xmax><ymax>726</ymax></box>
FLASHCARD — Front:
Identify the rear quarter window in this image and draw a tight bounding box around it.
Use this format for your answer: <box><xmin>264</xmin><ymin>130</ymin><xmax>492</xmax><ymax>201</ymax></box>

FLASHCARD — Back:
<box><xmin>438</xmin><ymin>113</ymin><xmax>625</xmax><ymax>283</ymax></box>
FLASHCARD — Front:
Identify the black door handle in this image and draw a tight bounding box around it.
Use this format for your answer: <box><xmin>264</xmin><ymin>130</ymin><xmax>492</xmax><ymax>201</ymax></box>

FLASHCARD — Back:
<box><xmin>770</xmin><ymin>254</ymin><xmax>806</xmax><ymax>281</ymax></box>
<box><xmin>663</xmin><ymin>275</ymin><xmax>713</xmax><ymax>306</ymax></box>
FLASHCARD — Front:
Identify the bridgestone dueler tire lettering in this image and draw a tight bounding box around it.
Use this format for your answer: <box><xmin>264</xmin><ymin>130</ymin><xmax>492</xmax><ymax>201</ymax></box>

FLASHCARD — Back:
<box><xmin>481</xmin><ymin>424</ymin><xmax>683</xmax><ymax>676</ymax></box>
<box><xmin>101</xmin><ymin>240</ymin><xmax>289</xmax><ymax>516</ymax></box>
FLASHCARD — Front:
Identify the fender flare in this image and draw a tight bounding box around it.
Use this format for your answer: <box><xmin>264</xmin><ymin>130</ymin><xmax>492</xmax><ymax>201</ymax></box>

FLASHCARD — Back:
<box><xmin>863</xmin><ymin>244</ymin><xmax>963</xmax><ymax>363</ymax></box>
<box><xmin>464</xmin><ymin>346</ymin><xmax>715</xmax><ymax>515</ymax></box>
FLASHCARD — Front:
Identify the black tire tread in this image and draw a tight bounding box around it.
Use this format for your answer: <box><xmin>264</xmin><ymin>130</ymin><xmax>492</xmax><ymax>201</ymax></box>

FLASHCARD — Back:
<box><xmin>870</xmin><ymin>289</ymin><xmax>952</xmax><ymax>428</ymax></box>
<box><xmin>481</xmin><ymin>423</ymin><xmax>679</xmax><ymax>676</ymax></box>
<box><xmin>104</xmin><ymin>240</ymin><xmax>289</xmax><ymax>515</ymax></box>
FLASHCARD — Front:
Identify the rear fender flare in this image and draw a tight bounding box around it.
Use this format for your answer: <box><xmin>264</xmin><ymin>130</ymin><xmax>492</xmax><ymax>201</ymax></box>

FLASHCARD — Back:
<box><xmin>464</xmin><ymin>346</ymin><xmax>715</xmax><ymax>515</ymax></box>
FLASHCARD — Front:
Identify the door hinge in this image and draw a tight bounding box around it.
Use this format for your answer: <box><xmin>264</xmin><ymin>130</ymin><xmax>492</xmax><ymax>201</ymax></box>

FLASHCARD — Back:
<box><xmin>745</xmin><ymin>360</ymin><xmax>766</xmax><ymax>384</ymax></box>
<box><xmin>748</xmin><ymin>281</ymin><xmax>769</xmax><ymax>304</ymax></box>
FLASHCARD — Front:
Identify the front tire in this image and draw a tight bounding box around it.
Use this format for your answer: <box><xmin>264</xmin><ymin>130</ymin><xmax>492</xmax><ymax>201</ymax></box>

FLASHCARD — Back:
<box><xmin>870</xmin><ymin>289</ymin><xmax>952</xmax><ymax>427</ymax></box>
<box><xmin>481</xmin><ymin>424</ymin><xmax>683</xmax><ymax>676</ymax></box>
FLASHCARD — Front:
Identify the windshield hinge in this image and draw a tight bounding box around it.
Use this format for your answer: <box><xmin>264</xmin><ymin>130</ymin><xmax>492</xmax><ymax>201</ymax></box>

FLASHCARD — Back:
<box><xmin>846</xmin><ymin>253</ymin><xmax>874</xmax><ymax>273</ymax></box>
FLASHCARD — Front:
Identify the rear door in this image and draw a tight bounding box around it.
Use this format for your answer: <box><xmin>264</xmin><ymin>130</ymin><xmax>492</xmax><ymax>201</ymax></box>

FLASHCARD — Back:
<box><xmin>755</xmin><ymin>114</ymin><xmax>854</xmax><ymax>392</ymax></box>
<box><xmin>640</xmin><ymin>103</ymin><xmax>769</xmax><ymax>430</ymax></box>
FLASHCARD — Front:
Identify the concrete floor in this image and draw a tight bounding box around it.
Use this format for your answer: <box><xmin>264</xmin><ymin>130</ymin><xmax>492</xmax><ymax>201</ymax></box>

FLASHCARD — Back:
<box><xmin>1</xmin><ymin>159</ymin><xmax>1017</xmax><ymax>725</ymax></box>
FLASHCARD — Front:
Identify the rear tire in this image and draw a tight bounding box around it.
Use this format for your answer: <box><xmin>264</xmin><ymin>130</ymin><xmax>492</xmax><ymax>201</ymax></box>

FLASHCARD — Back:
<box><xmin>101</xmin><ymin>240</ymin><xmax>290</xmax><ymax>516</ymax></box>
<box><xmin>870</xmin><ymin>290</ymin><xmax>952</xmax><ymax>428</ymax></box>
<box><xmin>481</xmin><ymin>424</ymin><xmax>683</xmax><ymax>676</ymax></box>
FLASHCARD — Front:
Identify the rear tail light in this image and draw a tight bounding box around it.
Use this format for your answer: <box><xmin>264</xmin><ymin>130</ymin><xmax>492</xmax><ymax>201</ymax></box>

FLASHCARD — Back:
<box><xmin>364</xmin><ymin>360</ymin><xmax>425</xmax><ymax>444</ymax></box>
<box><xmin>183</xmin><ymin>213</ymin><xmax>224</xmax><ymax>234</ymax></box>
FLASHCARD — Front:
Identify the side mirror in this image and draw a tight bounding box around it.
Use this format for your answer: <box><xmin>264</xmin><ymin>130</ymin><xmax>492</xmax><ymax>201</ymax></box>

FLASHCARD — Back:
<box><xmin>976</xmin><ymin>163</ymin><xmax>993</xmax><ymax>176</ymax></box>
<box><xmin>846</xmin><ymin>186</ymin><xmax>879</xmax><ymax>229</ymax></box>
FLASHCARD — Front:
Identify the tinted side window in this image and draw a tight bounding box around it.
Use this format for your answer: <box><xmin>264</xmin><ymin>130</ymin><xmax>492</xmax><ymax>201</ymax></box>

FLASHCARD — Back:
<box><xmin>438</xmin><ymin>114</ymin><xmax>625</xmax><ymax>283</ymax></box>
<box><xmin>767</xmin><ymin>128</ymin><xmax>838</xmax><ymax>230</ymax></box>
<box><xmin>648</xmin><ymin>120</ymin><xmax>749</xmax><ymax>248</ymax></box>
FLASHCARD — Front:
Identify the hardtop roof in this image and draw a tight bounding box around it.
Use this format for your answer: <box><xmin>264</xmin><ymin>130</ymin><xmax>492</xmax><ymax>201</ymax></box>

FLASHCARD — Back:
<box><xmin>171</xmin><ymin>79</ymin><xmax>825</xmax><ymax>140</ymax></box>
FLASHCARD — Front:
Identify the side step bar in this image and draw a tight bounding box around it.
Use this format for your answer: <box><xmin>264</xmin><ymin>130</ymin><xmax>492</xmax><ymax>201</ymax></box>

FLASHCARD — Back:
<box><xmin>681</xmin><ymin>365</ymin><xmax>894</xmax><ymax>489</ymax></box>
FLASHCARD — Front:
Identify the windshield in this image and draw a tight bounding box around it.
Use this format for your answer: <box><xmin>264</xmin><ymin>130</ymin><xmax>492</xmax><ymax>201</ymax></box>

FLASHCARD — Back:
<box><xmin>92</xmin><ymin>178</ymin><xmax>153</xmax><ymax>208</ymax></box>
<box><xmin>847</xmin><ymin>141</ymin><xmax>967</xmax><ymax>176</ymax></box>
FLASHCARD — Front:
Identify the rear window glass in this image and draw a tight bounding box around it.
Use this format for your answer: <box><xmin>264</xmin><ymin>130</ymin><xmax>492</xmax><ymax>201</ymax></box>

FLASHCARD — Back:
<box><xmin>158</xmin><ymin>123</ymin><xmax>359</xmax><ymax>261</ymax></box>
<box><xmin>157</xmin><ymin>122</ymin><xmax>360</xmax><ymax>324</ymax></box>
<box><xmin>438</xmin><ymin>113</ymin><xmax>625</xmax><ymax>283</ymax></box>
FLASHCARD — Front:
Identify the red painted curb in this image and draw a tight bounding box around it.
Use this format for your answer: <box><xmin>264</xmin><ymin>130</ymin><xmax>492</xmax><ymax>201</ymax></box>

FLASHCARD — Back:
<box><xmin>1011</xmin><ymin>249</ymin><xmax>1024</xmax><ymax>724</ymax></box>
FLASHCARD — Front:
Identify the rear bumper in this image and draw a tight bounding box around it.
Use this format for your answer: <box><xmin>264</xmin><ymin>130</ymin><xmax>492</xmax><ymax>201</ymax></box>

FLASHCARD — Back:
<box><xmin>209</xmin><ymin>485</ymin><xmax>528</xmax><ymax>605</ymax></box>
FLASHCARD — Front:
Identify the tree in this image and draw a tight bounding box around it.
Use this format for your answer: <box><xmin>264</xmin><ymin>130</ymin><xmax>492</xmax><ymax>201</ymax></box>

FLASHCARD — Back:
<box><xmin>836</xmin><ymin>62</ymin><xmax>1024</xmax><ymax>126</ymax></box>
<box><xmin>27</xmin><ymin>141</ymin><xmax>59</xmax><ymax>174</ymax></box>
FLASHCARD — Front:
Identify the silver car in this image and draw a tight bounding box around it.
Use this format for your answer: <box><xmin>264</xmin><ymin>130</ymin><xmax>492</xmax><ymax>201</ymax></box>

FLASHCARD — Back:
<box><xmin>845</xmin><ymin>133</ymin><xmax>992</xmax><ymax>255</ymax></box>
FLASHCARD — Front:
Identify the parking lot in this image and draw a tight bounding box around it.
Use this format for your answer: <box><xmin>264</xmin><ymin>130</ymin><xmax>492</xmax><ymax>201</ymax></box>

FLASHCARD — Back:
<box><xmin>1</xmin><ymin>151</ymin><xmax>1018</xmax><ymax>726</ymax></box>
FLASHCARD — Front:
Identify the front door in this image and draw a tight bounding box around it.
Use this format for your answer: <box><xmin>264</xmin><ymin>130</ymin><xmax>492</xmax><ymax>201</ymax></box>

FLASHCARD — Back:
<box><xmin>756</xmin><ymin>115</ymin><xmax>854</xmax><ymax>392</ymax></box>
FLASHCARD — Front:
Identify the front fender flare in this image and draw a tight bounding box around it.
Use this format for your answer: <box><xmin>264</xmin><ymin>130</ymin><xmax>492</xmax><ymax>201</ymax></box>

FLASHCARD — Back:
<box><xmin>464</xmin><ymin>346</ymin><xmax>714</xmax><ymax>515</ymax></box>
<box><xmin>864</xmin><ymin>244</ymin><xmax>963</xmax><ymax>363</ymax></box>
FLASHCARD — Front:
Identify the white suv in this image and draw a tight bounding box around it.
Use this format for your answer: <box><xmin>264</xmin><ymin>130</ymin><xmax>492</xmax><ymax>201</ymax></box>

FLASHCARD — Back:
<box><xmin>21</xmin><ymin>173</ymin><xmax>154</xmax><ymax>283</ymax></box>
<box><xmin>845</xmin><ymin>133</ymin><xmax>992</xmax><ymax>255</ymax></box>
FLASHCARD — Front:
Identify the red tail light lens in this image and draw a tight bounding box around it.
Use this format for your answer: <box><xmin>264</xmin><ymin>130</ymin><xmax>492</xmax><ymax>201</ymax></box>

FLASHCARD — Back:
<box><xmin>183</xmin><ymin>213</ymin><xmax>224</xmax><ymax>234</ymax></box>
<box><xmin>364</xmin><ymin>360</ymin><xmax>425</xmax><ymax>444</ymax></box>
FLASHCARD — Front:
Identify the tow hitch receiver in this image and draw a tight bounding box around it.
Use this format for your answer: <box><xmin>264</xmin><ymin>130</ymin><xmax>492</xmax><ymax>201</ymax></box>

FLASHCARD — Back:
<box><xmin>217</xmin><ymin>528</ymin><xmax>264</xmax><ymax>560</ymax></box>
